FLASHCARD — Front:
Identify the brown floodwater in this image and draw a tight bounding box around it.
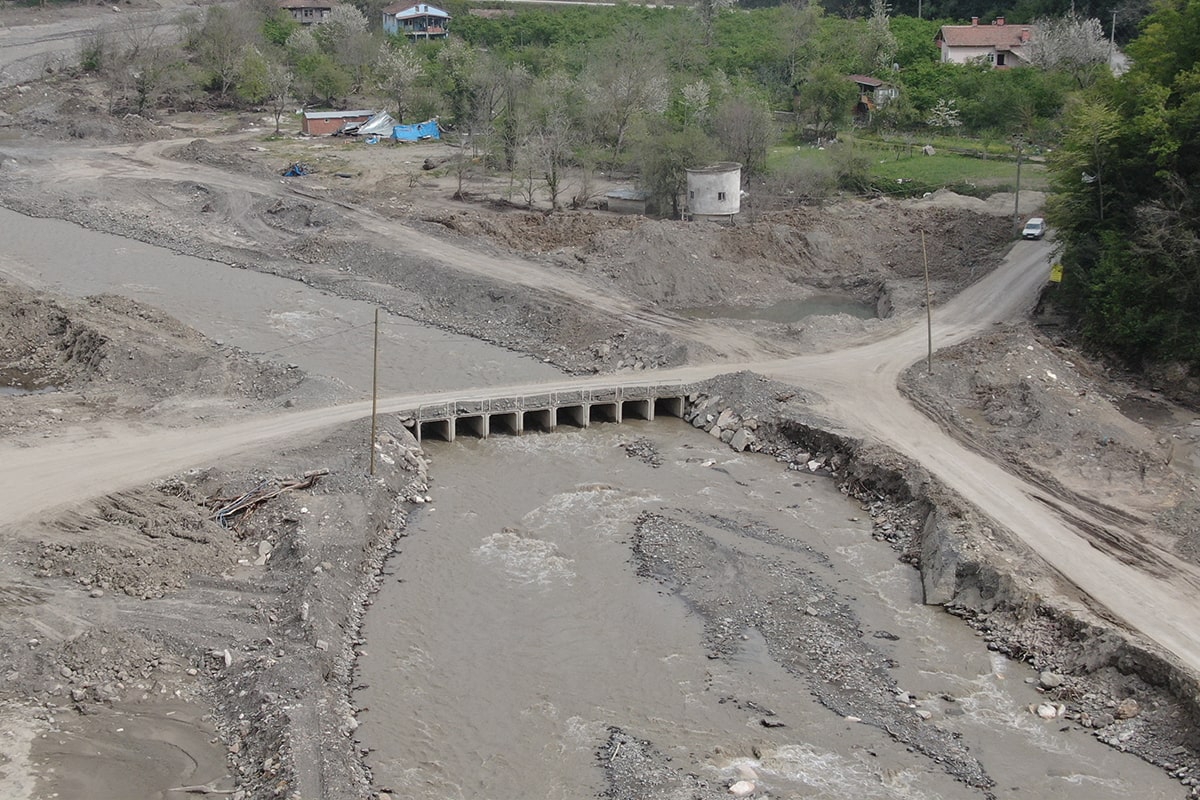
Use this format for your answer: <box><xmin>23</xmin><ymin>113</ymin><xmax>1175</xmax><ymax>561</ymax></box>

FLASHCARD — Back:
<box><xmin>356</xmin><ymin>422</ymin><xmax>1180</xmax><ymax>800</ymax></box>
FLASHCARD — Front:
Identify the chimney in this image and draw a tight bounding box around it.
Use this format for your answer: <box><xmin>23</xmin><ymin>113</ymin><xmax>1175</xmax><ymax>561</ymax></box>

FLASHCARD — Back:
<box><xmin>971</xmin><ymin>16</ymin><xmax>979</xmax><ymax>25</ymax></box>
<box><xmin>995</xmin><ymin>16</ymin><xmax>1005</xmax><ymax>25</ymax></box>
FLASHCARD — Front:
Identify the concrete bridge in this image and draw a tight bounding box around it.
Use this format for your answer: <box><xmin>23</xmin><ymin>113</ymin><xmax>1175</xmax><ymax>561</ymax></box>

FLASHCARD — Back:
<box><xmin>399</xmin><ymin>383</ymin><xmax>690</xmax><ymax>442</ymax></box>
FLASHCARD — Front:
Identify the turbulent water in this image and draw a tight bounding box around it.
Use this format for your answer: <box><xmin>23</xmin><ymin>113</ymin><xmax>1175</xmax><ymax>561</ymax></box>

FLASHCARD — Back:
<box><xmin>356</xmin><ymin>421</ymin><xmax>1179</xmax><ymax>800</ymax></box>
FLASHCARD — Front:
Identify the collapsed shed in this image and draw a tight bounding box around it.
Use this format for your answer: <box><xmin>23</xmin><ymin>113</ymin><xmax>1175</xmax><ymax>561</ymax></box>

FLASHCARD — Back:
<box><xmin>392</xmin><ymin>119</ymin><xmax>441</xmax><ymax>141</ymax></box>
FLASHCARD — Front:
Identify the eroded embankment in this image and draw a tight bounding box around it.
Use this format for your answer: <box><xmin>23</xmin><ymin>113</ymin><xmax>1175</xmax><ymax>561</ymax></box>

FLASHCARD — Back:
<box><xmin>680</xmin><ymin>371</ymin><xmax>1200</xmax><ymax>797</ymax></box>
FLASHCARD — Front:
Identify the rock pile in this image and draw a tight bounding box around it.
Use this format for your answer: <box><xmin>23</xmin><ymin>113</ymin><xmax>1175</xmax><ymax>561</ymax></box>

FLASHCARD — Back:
<box><xmin>682</xmin><ymin>392</ymin><xmax>762</xmax><ymax>454</ymax></box>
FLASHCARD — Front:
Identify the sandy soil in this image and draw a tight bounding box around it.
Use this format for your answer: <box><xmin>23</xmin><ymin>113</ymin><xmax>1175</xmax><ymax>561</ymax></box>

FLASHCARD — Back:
<box><xmin>1</xmin><ymin>67</ymin><xmax>1199</xmax><ymax>800</ymax></box>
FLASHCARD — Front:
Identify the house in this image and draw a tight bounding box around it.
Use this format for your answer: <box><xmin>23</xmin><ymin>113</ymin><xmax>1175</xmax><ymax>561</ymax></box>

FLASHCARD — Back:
<box><xmin>848</xmin><ymin>74</ymin><xmax>898</xmax><ymax>122</ymax></box>
<box><xmin>937</xmin><ymin>17</ymin><xmax>1035</xmax><ymax>68</ymax></box>
<box><xmin>277</xmin><ymin>0</ymin><xmax>334</xmax><ymax>25</ymax></box>
<box><xmin>382</xmin><ymin>3</ymin><xmax>450</xmax><ymax>40</ymax></box>
<box><xmin>301</xmin><ymin>109</ymin><xmax>377</xmax><ymax>136</ymax></box>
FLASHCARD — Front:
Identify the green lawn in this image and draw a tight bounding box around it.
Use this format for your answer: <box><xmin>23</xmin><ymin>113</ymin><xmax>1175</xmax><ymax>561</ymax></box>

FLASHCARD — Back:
<box><xmin>770</xmin><ymin>137</ymin><xmax>1048</xmax><ymax>197</ymax></box>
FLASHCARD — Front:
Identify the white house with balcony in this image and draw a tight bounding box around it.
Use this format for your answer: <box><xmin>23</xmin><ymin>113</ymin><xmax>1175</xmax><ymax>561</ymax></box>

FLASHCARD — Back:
<box><xmin>382</xmin><ymin>3</ymin><xmax>451</xmax><ymax>40</ymax></box>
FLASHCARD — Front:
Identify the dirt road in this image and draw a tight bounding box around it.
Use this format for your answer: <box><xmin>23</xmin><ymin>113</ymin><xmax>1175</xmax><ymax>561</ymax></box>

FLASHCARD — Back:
<box><xmin>0</xmin><ymin>0</ymin><xmax>206</xmax><ymax>88</ymax></box>
<box><xmin>4</xmin><ymin>227</ymin><xmax>1200</xmax><ymax>685</ymax></box>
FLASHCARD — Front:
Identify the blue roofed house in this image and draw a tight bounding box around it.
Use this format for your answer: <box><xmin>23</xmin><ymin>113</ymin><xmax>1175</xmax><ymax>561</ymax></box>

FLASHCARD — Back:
<box><xmin>382</xmin><ymin>3</ymin><xmax>451</xmax><ymax>39</ymax></box>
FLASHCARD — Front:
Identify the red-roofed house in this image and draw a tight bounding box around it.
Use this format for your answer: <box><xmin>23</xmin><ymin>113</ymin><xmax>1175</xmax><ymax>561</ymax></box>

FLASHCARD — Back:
<box><xmin>937</xmin><ymin>17</ymin><xmax>1036</xmax><ymax>68</ymax></box>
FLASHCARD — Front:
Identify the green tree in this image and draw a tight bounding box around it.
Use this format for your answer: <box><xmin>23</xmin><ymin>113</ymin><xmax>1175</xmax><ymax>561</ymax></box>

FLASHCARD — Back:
<box><xmin>794</xmin><ymin>65</ymin><xmax>857</xmax><ymax>139</ymax></box>
<box><xmin>635</xmin><ymin>124</ymin><xmax>720</xmax><ymax>218</ymax></box>
<box><xmin>1046</xmin><ymin>0</ymin><xmax>1200</xmax><ymax>370</ymax></box>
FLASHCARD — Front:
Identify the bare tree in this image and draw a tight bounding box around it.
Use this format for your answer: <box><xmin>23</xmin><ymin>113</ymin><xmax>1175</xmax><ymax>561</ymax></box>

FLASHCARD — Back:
<box><xmin>583</xmin><ymin>30</ymin><xmax>668</xmax><ymax>167</ymax></box>
<box><xmin>680</xmin><ymin>80</ymin><xmax>711</xmax><ymax>128</ymax></box>
<box><xmin>374</xmin><ymin>43</ymin><xmax>424</xmax><ymax>122</ymax></box>
<box><xmin>524</xmin><ymin>73</ymin><xmax>578</xmax><ymax>211</ymax></box>
<box><xmin>1024</xmin><ymin>13</ymin><xmax>1111</xmax><ymax>88</ymax></box>
<box><xmin>713</xmin><ymin>94</ymin><xmax>776</xmax><ymax>177</ymax></box>
<box><xmin>776</xmin><ymin>1</ymin><xmax>822</xmax><ymax>88</ymax></box>
<box><xmin>193</xmin><ymin>4</ymin><xmax>260</xmax><ymax>99</ymax></box>
<box><xmin>692</xmin><ymin>0</ymin><xmax>735</xmax><ymax>45</ymax></box>
<box><xmin>265</xmin><ymin>60</ymin><xmax>293</xmax><ymax>133</ymax></box>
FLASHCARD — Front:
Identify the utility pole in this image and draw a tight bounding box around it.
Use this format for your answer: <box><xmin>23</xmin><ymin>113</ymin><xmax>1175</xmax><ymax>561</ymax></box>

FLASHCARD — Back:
<box><xmin>1012</xmin><ymin>138</ymin><xmax>1023</xmax><ymax>234</ymax></box>
<box><xmin>369</xmin><ymin>307</ymin><xmax>380</xmax><ymax>476</ymax></box>
<box><xmin>1109</xmin><ymin>10</ymin><xmax>1118</xmax><ymax>64</ymax></box>
<box><xmin>922</xmin><ymin>230</ymin><xmax>932</xmax><ymax>374</ymax></box>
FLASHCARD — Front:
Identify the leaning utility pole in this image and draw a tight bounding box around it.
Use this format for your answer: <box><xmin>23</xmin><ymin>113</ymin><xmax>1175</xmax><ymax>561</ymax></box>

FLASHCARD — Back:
<box><xmin>369</xmin><ymin>307</ymin><xmax>380</xmax><ymax>476</ymax></box>
<box><xmin>922</xmin><ymin>230</ymin><xmax>932</xmax><ymax>374</ymax></box>
<box><xmin>1012</xmin><ymin>139</ymin><xmax>1023</xmax><ymax>234</ymax></box>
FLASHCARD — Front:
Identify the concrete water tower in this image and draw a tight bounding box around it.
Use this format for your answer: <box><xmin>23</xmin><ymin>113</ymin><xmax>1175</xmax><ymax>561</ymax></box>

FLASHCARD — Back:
<box><xmin>685</xmin><ymin>162</ymin><xmax>742</xmax><ymax>222</ymax></box>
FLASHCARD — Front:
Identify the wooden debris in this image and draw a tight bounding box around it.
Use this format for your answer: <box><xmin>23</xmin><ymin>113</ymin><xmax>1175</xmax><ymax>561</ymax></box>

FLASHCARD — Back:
<box><xmin>209</xmin><ymin>470</ymin><xmax>328</xmax><ymax>529</ymax></box>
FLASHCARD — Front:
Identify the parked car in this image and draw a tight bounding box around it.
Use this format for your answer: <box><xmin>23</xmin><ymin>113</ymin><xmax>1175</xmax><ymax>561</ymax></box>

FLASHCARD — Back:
<box><xmin>1022</xmin><ymin>217</ymin><xmax>1046</xmax><ymax>240</ymax></box>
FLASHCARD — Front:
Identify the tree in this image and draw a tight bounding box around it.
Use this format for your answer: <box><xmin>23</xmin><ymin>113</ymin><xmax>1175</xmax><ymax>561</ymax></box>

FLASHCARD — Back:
<box><xmin>237</xmin><ymin>46</ymin><xmax>272</xmax><ymax>105</ymax></box>
<box><xmin>1045</xmin><ymin>0</ymin><xmax>1200</xmax><ymax>370</ymax></box>
<box><xmin>794</xmin><ymin>65</ymin><xmax>857</xmax><ymax>139</ymax></box>
<box><xmin>517</xmin><ymin>72</ymin><xmax>579</xmax><ymax>211</ymax></box>
<box><xmin>925</xmin><ymin>97</ymin><xmax>962</xmax><ymax>128</ymax></box>
<box><xmin>1049</xmin><ymin>97</ymin><xmax>1121</xmax><ymax>224</ymax></box>
<box><xmin>635</xmin><ymin>125</ymin><xmax>719</xmax><ymax>218</ymax></box>
<box><xmin>193</xmin><ymin>5</ymin><xmax>260</xmax><ymax>99</ymax></box>
<box><xmin>693</xmin><ymin>0</ymin><xmax>736</xmax><ymax>45</ymax></box>
<box><xmin>264</xmin><ymin>59</ymin><xmax>294</xmax><ymax>133</ymax></box>
<box><xmin>583</xmin><ymin>28</ymin><xmax>669</xmax><ymax>167</ymax></box>
<box><xmin>712</xmin><ymin>94</ymin><xmax>776</xmax><ymax>176</ymax></box>
<box><xmin>863</xmin><ymin>0</ymin><xmax>898</xmax><ymax>74</ymax></box>
<box><xmin>1024</xmin><ymin>13</ymin><xmax>1111</xmax><ymax>88</ymax></box>
<box><xmin>774</xmin><ymin>1</ymin><xmax>823</xmax><ymax>88</ymax></box>
<box><xmin>374</xmin><ymin>43</ymin><xmax>424</xmax><ymax>122</ymax></box>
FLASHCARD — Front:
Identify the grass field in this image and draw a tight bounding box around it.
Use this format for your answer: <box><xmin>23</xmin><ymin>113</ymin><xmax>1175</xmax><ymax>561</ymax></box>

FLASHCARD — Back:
<box><xmin>770</xmin><ymin>136</ymin><xmax>1049</xmax><ymax>197</ymax></box>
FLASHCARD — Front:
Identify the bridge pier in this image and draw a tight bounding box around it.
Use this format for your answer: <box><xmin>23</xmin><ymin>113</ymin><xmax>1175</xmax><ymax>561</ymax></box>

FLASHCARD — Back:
<box><xmin>621</xmin><ymin>399</ymin><xmax>653</xmax><ymax>421</ymax></box>
<box><xmin>589</xmin><ymin>402</ymin><xmax>620</xmax><ymax>424</ymax></box>
<box><xmin>418</xmin><ymin>418</ymin><xmax>454</xmax><ymax>442</ymax></box>
<box><xmin>457</xmin><ymin>415</ymin><xmax>487</xmax><ymax>439</ymax></box>
<box><xmin>556</xmin><ymin>405</ymin><xmax>587</xmax><ymax>429</ymax></box>
<box><xmin>524</xmin><ymin>408</ymin><xmax>554</xmax><ymax>433</ymax></box>
<box><xmin>654</xmin><ymin>396</ymin><xmax>685</xmax><ymax>418</ymax></box>
<box><xmin>489</xmin><ymin>411</ymin><xmax>520</xmax><ymax>436</ymax></box>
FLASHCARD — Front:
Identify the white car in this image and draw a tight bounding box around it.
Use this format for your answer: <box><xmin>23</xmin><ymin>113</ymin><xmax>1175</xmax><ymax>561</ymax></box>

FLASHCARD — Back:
<box><xmin>1022</xmin><ymin>217</ymin><xmax>1046</xmax><ymax>240</ymax></box>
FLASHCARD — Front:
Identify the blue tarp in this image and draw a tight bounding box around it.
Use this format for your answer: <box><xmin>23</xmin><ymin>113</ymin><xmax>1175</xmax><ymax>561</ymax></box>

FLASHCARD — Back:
<box><xmin>392</xmin><ymin>120</ymin><xmax>441</xmax><ymax>141</ymax></box>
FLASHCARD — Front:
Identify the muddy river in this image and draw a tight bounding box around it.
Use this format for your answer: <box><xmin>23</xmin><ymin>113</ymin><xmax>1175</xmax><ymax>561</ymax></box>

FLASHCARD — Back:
<box><xmin>357</xmin><ymin>423</ymin><xmax>1179</xmax><ymax>800</ymax></box>
<box><xmin>0</xmin><ymin>207</ymin><xmax>1183</xmax><ymax>799</ymax></box>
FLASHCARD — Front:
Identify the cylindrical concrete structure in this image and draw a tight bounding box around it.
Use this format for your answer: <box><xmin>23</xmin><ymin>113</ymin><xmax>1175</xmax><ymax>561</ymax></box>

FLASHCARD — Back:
<box><xmin>686</xmin><ymin>162</ymin><xmax>742</xmax><ymax>221</ymax></box>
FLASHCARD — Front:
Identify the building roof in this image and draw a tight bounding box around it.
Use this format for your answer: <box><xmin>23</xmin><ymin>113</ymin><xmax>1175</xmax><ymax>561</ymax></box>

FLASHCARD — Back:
<box><xmin>605</xmin><ymin>189</ymin><xmax>649</xmax><ymax>201</ymax></box>
<box><xmin>382</xmin><ymin>2</ymin><xmax>450</xmax><ymax>19</ymax></box>
<box><xmin>277</xmin><ymin>0</ymin><xmax>333</xmax><ymax>10</ymax></box>
<box><xmin>847</xmin><ymin>74</ymin><xmax>884</xmax><ymax>88</ymax></box>
<box><xmin>302</xmin><ymin>109</ymin><xmax>377</xmax><ymax>120</ymax></box>
<box><xmin>939</xmin><ymin>19</ymin><xmax>1035</xmax><ymax>50</ymax></box>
